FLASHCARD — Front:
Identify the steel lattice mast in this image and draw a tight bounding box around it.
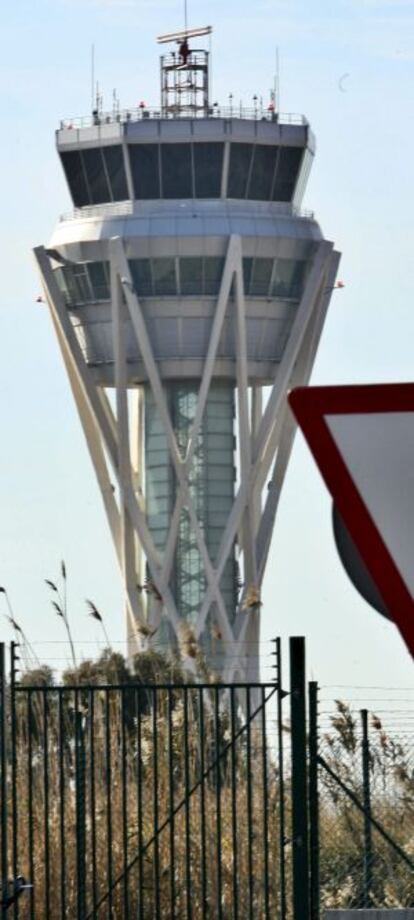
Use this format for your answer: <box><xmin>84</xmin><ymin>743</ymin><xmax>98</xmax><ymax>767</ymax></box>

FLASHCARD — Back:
<box><xmin>35</xmin><ymin>27</ymin><xmax>339</xmax><ymax>681</ymax></box>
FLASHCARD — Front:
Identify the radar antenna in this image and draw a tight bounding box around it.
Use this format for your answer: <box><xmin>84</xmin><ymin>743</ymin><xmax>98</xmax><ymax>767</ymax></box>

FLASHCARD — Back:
<box><xmin>157</xmin><ymin>24</ymin><xmax>212</xmax><ymax>117</ymax></box>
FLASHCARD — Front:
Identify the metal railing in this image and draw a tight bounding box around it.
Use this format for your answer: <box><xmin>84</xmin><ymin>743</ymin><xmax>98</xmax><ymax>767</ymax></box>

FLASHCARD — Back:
<box><xmin>58</xmin><ymin>106</ymin><xmax>308</xmax><ymax>131</ymax></box>
<box><xmin>58</xmin><ymin>201</ymin><xmax>315</xmax><ymax>223</ymax></box>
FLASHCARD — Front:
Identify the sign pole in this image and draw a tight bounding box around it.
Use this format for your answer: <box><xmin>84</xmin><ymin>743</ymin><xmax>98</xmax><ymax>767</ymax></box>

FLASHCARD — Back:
<box><xmin>290</xmin><ymin>637</ymin><xmax>309</xmax><ymax>920</ymax></box>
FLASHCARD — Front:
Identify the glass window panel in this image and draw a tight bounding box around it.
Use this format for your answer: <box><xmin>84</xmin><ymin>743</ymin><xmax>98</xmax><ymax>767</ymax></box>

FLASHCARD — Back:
<box><xmin>194</xmin><ymin>143</ymin><xmax>224</xmax><ymax>198</ymax></box>
<box><xmin>272</xmin><ymin>146</ymin><xmax>303</xmax><ymax>201</ymax></box>
<box><xmin>60</xmin><ymin>266</ymin><xmax>79</xmax><ymax>305</ymax></box>
<box><xmin>81</xmin><ymin>148</ymin><xmax>110</xmax><ymax>204</ymax></box>
<box><xmin>103</xmin><ymin>146</ymin><xmax>128</xmax><ymax>201</ymax></box>
<box><xmin>129</xmin><ymin>144</ymin><xmax>160</xmax><ymax>199</ymax></box>
<box><xmin>161</xmin><ymin>144</ymin><xmax>192</xmax><ymax>198</ymax></box>
<box><xmin>60</xmin><ymin>151</ymin><xmax>90</xmax><ymax>207</ymax></box>
<box><xmin>152</xmin><ymin>258</ymin><xmax>177</xmax><ymax>295</ymax></box>
<box><xmin>204</xmin><ymin>257</ymin><xmax>225</xmax><ymax>295</ymax></box>
<box><xmin>72</xmin><ymin>264</ymin><xmax>93</xmax><ymax>301</ymax></box>
<box><xmin>54</xmin><ymin>268</ymin><xmax>70</xmax><ymax>304</ymax></box>
<box><xmin>180</xmin><ymin>258</ymin><xmax>203</xmax><ymax>295</ymax></box>
<box><xmin>242</xmin><ymin>258</ymin><xmax>253</xmax><ymax>295</ymax></box>
<box><xmin>87</xmin><ymin>262</ymin><xmax>110</xmax><ymax>300</ymax></box>
<box><xmin>250</xmin><ymin>258</ymin><xmax>273</xmax><ymax>296</ymax></box>
<box><xmin>248</xmin><ymin>145</ymin><xmax>278</xmax><ymax>200</ymax></box>
<box><xmin>227</xmin><ymin>144</ymin><xmax>253</xmax><ymax>198</ymax></box>
<box><xmin>129</xmin><ymin>259</ymin><xmax>153</xmax><ymax>296</ymax></box>
<box><xmin>272</xmin><ymin>259</ymin><xmax>307</xmax><ymax>298</ymax></box>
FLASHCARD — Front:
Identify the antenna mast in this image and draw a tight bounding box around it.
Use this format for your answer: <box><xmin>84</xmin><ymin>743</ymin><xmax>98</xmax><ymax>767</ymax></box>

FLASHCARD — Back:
<box><xmin>157</xmin><ymin>24</ymin><xmax>212</xmax><ymax>117</ymax></box>
<box><xmin>91</xmin><ymin>44</ymin><xmax>95</xmax><ymax>114</ymax></box>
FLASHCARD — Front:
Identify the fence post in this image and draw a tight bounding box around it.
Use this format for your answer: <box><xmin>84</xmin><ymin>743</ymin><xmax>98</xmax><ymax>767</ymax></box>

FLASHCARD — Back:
<box><xmin>308</xmin><ymin>682</ymin><xmax>319</xmax><ymax>920</ymax></box>
<box><xmin>275</xmin><ymin>637</ymin><xmax>287</xmax><ymax>920</ymax></box>
<box><xmin>290</xmin><ymin>637</ymin><xmax>309</xmax><ymax>920</ymax></box>
<box><xmin>0</xmin><ymin>643</ymin><xmax>8</xmax><ymax>920</ymax></box>
<box><xmin>75</xmin><ymin>702</ymin><xmax>86</xmax><ymax>920</ymax></box>
<box><xmin>361</xmin><ymin>709</ymin><xmax>373</xmax><ymax>907</ymax></box>
<box><xmin>10</xmin><ymin>643</ymin><xmax>18</xmax><ymax>920</ymax></box>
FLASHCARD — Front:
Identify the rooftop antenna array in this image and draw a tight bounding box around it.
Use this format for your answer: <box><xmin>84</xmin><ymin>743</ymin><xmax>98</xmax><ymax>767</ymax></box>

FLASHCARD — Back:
<box><xmin>157</xmin><ymin>23</ymin><xmax>213</xmax><ymax>117</ymax></box>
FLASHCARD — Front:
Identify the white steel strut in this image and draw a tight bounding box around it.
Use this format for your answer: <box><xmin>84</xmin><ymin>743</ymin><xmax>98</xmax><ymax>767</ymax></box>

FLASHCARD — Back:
<box><xmin>34</xmin><ymin>236</ymin><xmax>339</xmax><ymax>682</ymax></box>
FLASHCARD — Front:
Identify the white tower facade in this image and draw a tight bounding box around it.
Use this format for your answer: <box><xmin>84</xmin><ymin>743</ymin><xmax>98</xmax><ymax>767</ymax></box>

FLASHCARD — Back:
<box><xmin>35</xmin><ymin>29</ymin><xmax>339</xmax><ymax>681</ymax></box>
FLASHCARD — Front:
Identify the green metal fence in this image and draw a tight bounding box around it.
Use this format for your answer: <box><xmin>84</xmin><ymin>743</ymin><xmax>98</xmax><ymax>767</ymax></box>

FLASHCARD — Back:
<box><xmin>0</xmin><ymin>638</ymin><xmax>412</xmax><ymax>919</ymax></box>
<box><xmin>0</xmin><ymin>642</ymin><xmax>292</xmax><ymax>919</ymax></box>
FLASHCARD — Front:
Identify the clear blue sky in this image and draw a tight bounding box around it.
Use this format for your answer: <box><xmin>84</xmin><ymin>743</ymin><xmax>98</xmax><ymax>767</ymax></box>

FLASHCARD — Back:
<box><xmin>0</xmin><ymin>0</ymin><xmax>413</xmax><ymax>685</ymax></box>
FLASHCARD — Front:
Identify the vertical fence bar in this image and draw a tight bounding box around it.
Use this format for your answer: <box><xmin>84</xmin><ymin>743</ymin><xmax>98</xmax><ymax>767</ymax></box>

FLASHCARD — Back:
<box><xmin>0</xmin><ymin>644</ymin><xmax>8</xmax><ymax>920</ymax></box>
<box><xmin>121</xmin><ymin>689</ymin><xmax>129</xmax><ymax>920</ymax></box>
<box><xmin>183</xmin><ymin>687</ymin><xmax>192</xmax><ymax>920</ymax></box>
<box><xmin>167</xmin><ymin>688</ymin><xmax>176</xmax><ymax>919</ymax></box>
<box><xmin>261</xmin><ymin>686</ymin><xmax>270</xmax><ymax>920</ymax></box>
<box><xmin>105</xmin><ymin>689</ymin><xmax>113</xmax><ymax>919</ymax></box>
<box><xmin>245</xmin><ymin>687</ymin><xmax>254</xmax><ymax>920</ymax></box>
<box><xmin>10</xmin><ymin>644</ymin><xmax>18</xmax><ymax>920</ymax></box>
<box><xmin>308</xmin><ymin>681</ymin><xmax>320</xmax><ymax>920</ymax></box>
<box><xmin>26</xmin><ymin>693</ymin><xmax>34</xmax><ymax>919</ymax></box>
<box><xmin>290</xmin><ymin>637</ymin><xmax>309</xmax><ymax>920</ymax></box>
<box><xmin>198</xmin><ymin>688</ymin><xmax>207</xmax><ymax>920</ymax></box>
<box><xmin>43</xmin><ymin>690</ymin><xmax>50</xmax><ymax>919</ymax></box>
<box><xmin>152</xmin><ymin>688</ymin><xmax>161</xmax><ymax>920</ymax></box>
<box><xmin>136</xmin><ymin>689</ymin><xmax>144</xmax><ymax>920</ymax></box>
<box><xmin>89</xmin><ymin>690</ymin><xmax>97</xmax><ymax>919</ymax></box>
<box><xmin>214</xmin><ymin>687</ymin><xmax>223</xmax><ymax>920</ymax></box>
<box><xmin>58</xmin><ymin>690</ymin><xmax>66</xmax><ymax>919</ymax></box>
<box><xmin>276</xmin><ymin>638</ymin><xmax>287</xmax><ymax>920</ymax></box>
<box><xmin>230</xmin><ymin>687</ymin><xmax>238</xmax><ymax>920</ymax></box>
<box><xmin>361</xmin><ymin>708</ymin><xmax>373</xmax><ymax>907</ymax></box>
<box><xmin>75</xmin><ymin>692</ymin><xmax>86</xmax><ymax>920</ymax></box>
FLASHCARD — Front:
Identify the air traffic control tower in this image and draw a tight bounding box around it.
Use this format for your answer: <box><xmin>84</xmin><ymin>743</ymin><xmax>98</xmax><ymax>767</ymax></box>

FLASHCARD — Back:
<box><xmin>35</xmin><ymin>26</ymin><xmax>340</xmax><ymax>682</ymax></box>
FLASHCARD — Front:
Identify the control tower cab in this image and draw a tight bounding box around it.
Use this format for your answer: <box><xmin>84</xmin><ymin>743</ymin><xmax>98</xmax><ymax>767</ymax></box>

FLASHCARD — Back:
<box><xmin>35</xmin><ymin>27</ymin><xmax>340</xmax><ymax>682</ymax></box>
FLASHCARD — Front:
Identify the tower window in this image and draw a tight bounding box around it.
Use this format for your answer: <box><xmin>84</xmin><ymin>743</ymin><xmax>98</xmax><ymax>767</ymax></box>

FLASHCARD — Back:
<box><xmin>249</xmin><ymin>258</ymin><xmax>274</xmax><ymax>296</ymax></box>
<box><xmin>204</xmin><ymin>258</ymin><xmax>225</xmax><ymax>295</ymax></box>
<box><xmin>194</xmin><ymin>143</ymin><xmax>224</xmax><ymax>198</ymax></box>
<box><xmin>180</xmin><ymin>258</ymin><xmax>203</xmax><ymax>295</ymax></box>
<box><xmin>152</xmin><ymin>258</ymin><xmax>177</xmax><ymax>295</ymax></box>
<box><xmin>272</xmin><ymin>147</ymin><xmax>303</xmax><ymax>201</ymax></box>
<box><xmin>227</xmin><ymin>144</ymin><xmax>253</xmax><ymax>199</ymax></box>
<box><xmin>272</xmin><ymin>258</ymin><xmax>307</xmax><ymax>298</ymax></box>
<box><xmin>161</xmin><ymin>144</ymin><xmax>192</xmax><ymax>198</ymax></box>
<box><xmin>82</xmin><ymin>148</ymin><xmax>110</xmax><ymax>204</ymax></box>
<box><xmin>60</xmin><ymin>150</ymin><xmax>89</xmax><ymax>207</ymax></box>
<box><xmin>129</xmin><ymin>144</ymin><xmax>161</xmax><ymax>199</ymax></box>
<box><xmin>129</xmin><ymin>259</ymin><xmax>153</xmax><ymax>295</ymax></box>
<box><xmin>248</xmin><ymin>145</ymin><xmax>278</xmax><ymax>201</ymax></box>
<box><xmin>103</xmin><ymin>146</ymin><xmax>128</xmax><ymax>201</ymax></box>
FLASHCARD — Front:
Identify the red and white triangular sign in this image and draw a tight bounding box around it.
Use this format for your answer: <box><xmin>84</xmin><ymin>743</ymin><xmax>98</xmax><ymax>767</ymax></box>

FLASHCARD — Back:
<box><xmin>288</xmin><ymin>384</ymin><xmax>414</xmax><ymax>658</ymax></box>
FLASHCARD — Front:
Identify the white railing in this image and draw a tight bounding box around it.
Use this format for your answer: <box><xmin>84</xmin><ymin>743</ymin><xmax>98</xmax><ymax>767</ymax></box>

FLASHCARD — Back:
<box><xmin>59</xmin><ymin>201</ymin><xmax>134</xmax><ymax>221</ymax></box>
<box><xmin>59</xmin><ymin>201</ymin><xmax>314</xmax><ymax>222</ymax></box>
<box><xmin>58</xmin><ymin>106</ymin><xmax>308</xmax><ymax>131</ymax></box>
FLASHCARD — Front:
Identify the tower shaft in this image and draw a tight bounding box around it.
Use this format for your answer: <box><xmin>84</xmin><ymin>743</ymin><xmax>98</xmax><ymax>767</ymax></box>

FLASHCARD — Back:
<box><xmin>36</xmin><ymin>28</ymin><xmax>340</xmax><ymax>679</ymax></box>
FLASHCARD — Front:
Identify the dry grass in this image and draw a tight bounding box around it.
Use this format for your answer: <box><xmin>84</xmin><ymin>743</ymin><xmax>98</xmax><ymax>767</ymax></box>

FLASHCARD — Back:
<box><xmin>6</xmin><ymin>682</ymin><xmax>288</xmax><ymax>918</ymax></box>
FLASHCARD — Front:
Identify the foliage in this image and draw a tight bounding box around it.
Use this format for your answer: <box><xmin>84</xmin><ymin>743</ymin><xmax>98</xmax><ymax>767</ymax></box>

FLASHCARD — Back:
<box><xmin>319</xmin><ymin>701</ymin><xmax>414</xmax><ymax>909</ymax></box>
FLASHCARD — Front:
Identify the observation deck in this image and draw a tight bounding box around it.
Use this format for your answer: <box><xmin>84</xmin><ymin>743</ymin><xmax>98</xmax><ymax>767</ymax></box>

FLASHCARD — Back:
<box><xmin>58</xmin><ymin>106</ymin><xmax>308</xmax><ymax>131</ymax></box>
<box><xmin>56</xmin><ymin>111</ymin><xmax>314</xmax><ymax>214</ymax></box>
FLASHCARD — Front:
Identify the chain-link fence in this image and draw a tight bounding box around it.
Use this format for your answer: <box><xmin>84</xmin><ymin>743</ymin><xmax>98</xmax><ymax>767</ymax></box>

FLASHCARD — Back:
<box><xmin>316</xmin><ymin>698</ymin><xmax>414</xmax><ymax>911</ymax></box>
